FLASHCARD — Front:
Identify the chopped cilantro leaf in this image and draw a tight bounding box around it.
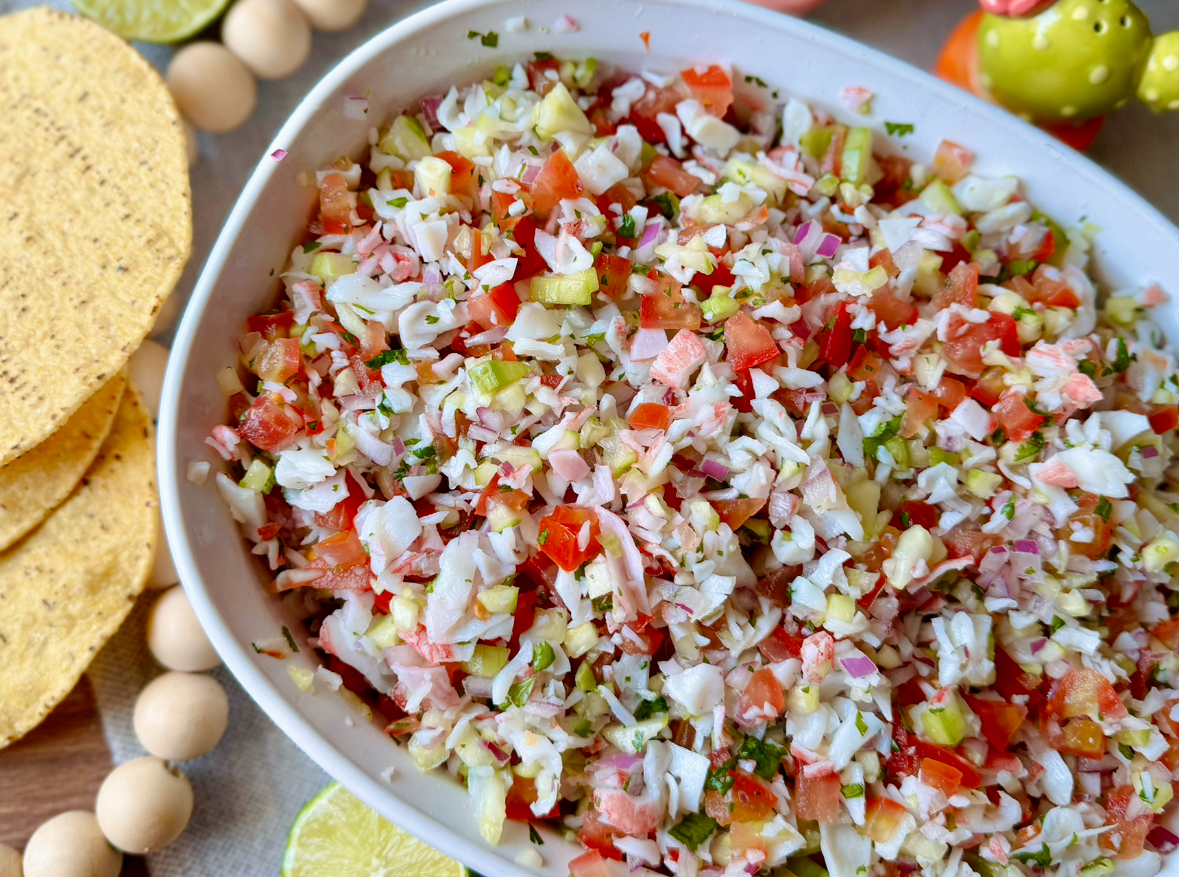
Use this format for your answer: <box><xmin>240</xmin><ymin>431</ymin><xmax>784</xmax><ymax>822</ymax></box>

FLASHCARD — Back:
<box><xmin>633</xmin><ymin>696</ymin><xmax>669</xmax><ymax>721</ymax></box>
<box><xmin>281</xmin><ymin>626</ymin><xmax>299</xmax><ymax>653</ymax></box>
<box><xmin>538</xmin><ymin>528</ymin><xmax>550</xmax><ymax>546</ymax></box>
<box><xmin>668</xmin><ymin>813</ymin><xmax>717</xmax><ymax>850</ymax></box>
<box><xmin>1013</xmin><ymin>843</ymin><xmax>1053</xmax><ymax>868</ymax></box>
<box><xmin>855</xmin><ymin>712</ymin><xmax>868</xmax><ymax>735</ymax></box>
<box><xmin>505</xmin><ymin>677</ymin><xmax>534</xmax><ymax>707</ymax></box>
<box><xmin>737</xmin><ymin>736</ymin><xmax>786</xmax><ymax>781</ymax></box>
<box><xmin>885</xmin><ymin>122</ymin><xmax>915</xmax><ymax>137</ymax></box>
<box><xmin>366</xmin><ymin>348</ymin><xmax>409</xmax><ymax>368</ymax></box>
<box><xmin>1015</xmin><ymin>431</ymin><xmax>1044</xmax><ymax>463</ymax></box>
<box><xmin>842</xmin><ymin>783</ymin><xmax>865</xmax><ymax>798</ymax></box>
<box><xmin>412</xmin><ymin>443</ymin><xmax>437</xmax><ymax>460</ymax></box>
<box><xmin>528</xmin><ymin>824</ymin><xmax>544</xmax><ymax>845</ymax></box>
<box><xmin>1007</xmin><ymin>259</ymin><xmax>1037</xmax><ymax>277</ymax></box>
<box><xmin>467</xmin><ymin>29</ymin><xmax>498</xmax><ymax>47</ymax></box>
<box><xmin>1095</xmin><ymin>497</ymin><xmax>1112</xmax><ymax>522</ymax></box>
<box><xmin>388</xmin><ymin>197</ymin><xmax>409</xmax><ymax>208</ymax></box>
<box><xmin>618</xmin><ymin>213</ymin><xmax>636</xmax><ymax>239</ymax></box>
<box><xmin>302</xmin><ymin>241</ymin><xmax>322</xmax><ymax>254</ymax></box>
<box><xmin>1079</xmin><ymin>360</ymin><xmax>1097</xmax><ymax>377</ymax></box>
<box><xmin>744</xmin><ymin>74</ymin><xmax>768</xmax><ymax>87</ymax></box>
<box><xmin>704</xmin><ymin>758</ymin><xmax>736</xmax><ymax>793</ymax></box>
<box><xmin>852</xmin><ymin>328</ymin><xmax>866</xmax><ymax>343</ymax></box>
<box><xmin>1113</xmin><ymin>337</ymin><xmax>1131</xmax><ymax>373</ymax></box>
<box><xmin>584</xmin><ymin>332</ymin><xmax>606</xmax><ymax>346</ymax></box>
<box><xmin>534</xmin><ymin>51</ymin><xmax>553</xmax><ymax>61</ymax></box>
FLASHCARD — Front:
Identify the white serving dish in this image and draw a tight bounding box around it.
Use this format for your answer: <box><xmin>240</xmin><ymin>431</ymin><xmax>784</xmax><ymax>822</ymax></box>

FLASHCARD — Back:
<box><xmin>158</xmin><ymin>0</ymin><xmax>1179</xmax><ymax>874</ymax></box>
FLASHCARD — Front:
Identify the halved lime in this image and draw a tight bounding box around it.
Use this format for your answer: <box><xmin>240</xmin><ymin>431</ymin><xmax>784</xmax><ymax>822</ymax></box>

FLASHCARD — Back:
<box><xmin>282</xmin><ymin>782</ymin><xmax>469</xmax><ymax>877</ymax></box>
<box><xmin>71</xmin><ymin>0</ymin><xmax>231</xmax><ymax>43</ymax></box>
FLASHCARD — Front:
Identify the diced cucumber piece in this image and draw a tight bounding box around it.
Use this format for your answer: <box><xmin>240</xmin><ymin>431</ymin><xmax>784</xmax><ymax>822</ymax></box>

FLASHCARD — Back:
<box><xmin>840</xmin><ymin>127</ymin><xmax>875</xmax><ymax>186</ymax></box>
<box><xmin>365</xmin><ymin>613</ymin><xmax>401</xmax><ymax>649</ymax></box>
<box><xmin>920</xmin><ymin>178</ymin><xmax>962</xmax><ymax>216</ymax></box>
<box><xmin>741</xmin><ymin>518</ymin><xmax>771</xmax><ymax>543</ymax></box>
<box><xmin>414</xmin><ymin>156</ymin><xmax>452</xmax><ymax>197</ymax></box>
<box><xmin>826</xmin><ymin>594</ymin><xmax>855</xmax><ymax>623</ymax></box>
<box><xmin>690</xmin><ymin>192</ymin><xmax>753</xmax><ymax>225</ymax></box>
<box><xmin>486</xmin><ymin>502</ymin><xmax>525</xmax><ymax>533</ymax></box>
<box><xmin>494</xmin><ymin>445</ymin><xmax>543</xmax><ymax>473</ymax></box>
<box><xmin>701</xmin><ymin>288</ymin><xmax>739</xmax><ymax>322</ymax></box>
<box><xmin>531</xmin><ymin>608</ymin><xmax>567</xmax><ymax>644</ymax></box>
<box><xmin>379</xmin><ymin>115</ymin><xmax>432</xmax><ymax>161</ymax></box>
<box><xmin>530</xmin><ymin>269</ymin><xmax>599</xmax><ymax>306</ymax></box>
<box><xmin>789</xmin><ymin>684</ymin><xmax>820</xmax><ymax>714</ymax></box>
<box><xmin>566</xmin><ymin>622</ymin><xmax>600</xmax><ymax>659</ymax></box>
<box><xmin>240</xmin><ymin>459</ymin><xmax>275</xmax><ymax>493</ymax></box>
<box><xmin>477</xmin><ymin>585</ymin><xmax>519</xmax><ymax>614</ymax></box>
<box><xmin>723</xmin><ymin>158</ymin><xmax>788</xmax><ymax>204</ymax></box>
<box><xmin>928</xmin><ymin>448</ymin><xmax>961</xmax><ymax>467</ymax></box>
<box><xmin>310</xmin><ymin>252</ymin><xmax>356</xmax><ymax>284</ymax></box>
<box><xmin>532</xmin><ymin>83</ymin><xmax>593</xmax><ymax>139</ymax></box>
<box><xmin>597</xmin><ymin>433</ymin><xmax>638</xmax><ymax>478</ymax></box>
<box><xmin>469</xmin><ymin>360</ymin><xmax>531</xmax><ymax>395</ymax></box>
<box><xmin>575</xmin><ymin>661</ymin><xmax>597</xmax><ymax>692</ymax></box>
<box><xmin>408</xmin><ymin>736</ymin><xmax>448</xmax><ymax>771</ymax></box>
<box><xmin>800</xmin><ymin>125</ymin><xmax>837</xmax><ymax>159</ymax></box>
<box><xmin>602</xmin><ymin>715</ymin><xmax>669</xmax><ymax>754</ymax></box>
<box><xmin>474</xmin><ymin>460</ymin><xmax>499</xmax><ymax>488</ymax></box>
<box><xmin>919</xmin><ymin>701</ymin><xmax>968</xmax><ymax>746</ymax></box>
<box><xmin>965</xmin><ymin>469</ymin><xmax>1002</xmax><ymax>499</ymax></box>
<box><xmin>462</xmin><ymin>643</ymin><xmax>511</xmax><ymax>678</ymax></box>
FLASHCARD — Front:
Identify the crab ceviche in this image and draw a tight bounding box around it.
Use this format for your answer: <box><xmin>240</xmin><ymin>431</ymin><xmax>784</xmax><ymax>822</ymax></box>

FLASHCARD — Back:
<box><xmin>210</xmin><ymin>54</ymin><xmax>1179</xmax><ymax>877</ymax></box>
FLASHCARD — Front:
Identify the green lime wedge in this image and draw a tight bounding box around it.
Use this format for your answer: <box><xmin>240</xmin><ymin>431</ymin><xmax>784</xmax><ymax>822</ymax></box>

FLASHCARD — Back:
<box><xmin>71</xmin><ymin>0</ymin><xmax>231</xmax><ymax>43</ymax></box>
<box><xmin>282</xmin><ymin>782</ymin><xmax>469</xmax><ymax>877</ymax></box>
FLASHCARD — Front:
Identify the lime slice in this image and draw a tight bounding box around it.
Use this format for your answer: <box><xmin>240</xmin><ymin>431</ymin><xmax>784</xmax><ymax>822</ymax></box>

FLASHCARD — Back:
<box><xmin>71</xmin><ymin>0</ymin><xmax>231</xmax><ymax>43</ymax></box>
<box><xmin>282</xmin><ymin>782</ymin><xmax>469</xmax><ymax>877</ymax></box>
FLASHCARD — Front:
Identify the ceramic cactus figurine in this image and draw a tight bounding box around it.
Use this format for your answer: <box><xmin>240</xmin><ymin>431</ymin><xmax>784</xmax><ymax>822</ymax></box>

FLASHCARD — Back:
<box><xmin>938</xmin><ymin>0</ymin><xmax>1179</xmax><ymax>147</ymax></box>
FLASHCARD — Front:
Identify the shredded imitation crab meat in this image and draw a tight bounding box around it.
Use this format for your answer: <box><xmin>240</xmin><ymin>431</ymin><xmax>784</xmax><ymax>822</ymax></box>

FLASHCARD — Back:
<box><xmin>215</xmin><ymin>55</ymin><xmax>1179</xmax><ymax>877</ymax></box>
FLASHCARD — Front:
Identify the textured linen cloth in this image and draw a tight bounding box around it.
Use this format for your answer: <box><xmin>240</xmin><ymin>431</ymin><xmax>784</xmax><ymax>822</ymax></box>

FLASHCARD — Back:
<box><xmin>0</xmin><ymin>0</ymin><xmax>1174</xmax><ymax>872</ymax></box>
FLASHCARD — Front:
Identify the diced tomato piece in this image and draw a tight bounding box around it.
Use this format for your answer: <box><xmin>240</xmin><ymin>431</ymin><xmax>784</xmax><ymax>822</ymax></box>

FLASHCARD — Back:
<box><xmin>900</xmin><ymin>386</ymin><xmax>938</xmax><ymax>438</ymax></box>
<box><xmin>627</xmin><ymin>403</ymin><xmax>673</xmax><ymax>432</ymax></box>
<box><xmin>729</xmin><ymin>821</ymin><xmax>767</xmax><ymax>857</ymax></box>
<box><xmin>932</xmin><ymin>261</ymin><xmax>980</xmax><ymax>311</ymax></box>
<box><xmin>570</xmin><ymin>849</ymin><xmax>614</xmax><ymax>876</ymax></box>
<box><xmin>913</xmin><ymin>741</ymin><xmax>981</xmax><ymax>789</ymax></box>
<box><xmin>314</xmin><ymin>529</ymin><xmax>367</xmax><ymax>568</ymax></box>
<box><xmin>508</xmin><ymin>218</ymin><xmax>549</xmax><ymax>281</ymax></box>
<box><xmin>758</xmin><ymin>625</ymin><xmax>805</xmax><ymax>662</ymax></box>
<box><xmin>693</xmin><ymin>261</ymin><xmax>736</xmax><ymax>297</ymax></box>
<box><xmin>1150</xmin><ymin>405</ymin><xmax>1179</xmax><ymax>434</ymax></box>
<box><xmin>1056</xmin><ymin>717</ymin><xmax>1106</xmax><ymax>759</ymax></box>
<box><xmin>731</xmin><ymin>774</ymin><xmax>776</xmax><ymax>822</ymax></box>
<box><xmin>962</xmin><ymin>695</ymin><xmax>1028</xmax><ymax>750</ymax></box>
<box><xmin>860</xmin><ymin>526</ymin><xmax>900</xmax><ymax>575</ymax></box>
<box><xmin>894</xmin><ymin>501</ymin><xmax>939</xmax><ymax>530</ymax></box>
<box><xmin>725</xmin><ymin>312</ymin><xmax>779</xmax><ymax>371</ymax></box>
<box><xmin>873</xmin><ymin>154</ymin><xmax>917</xmax><ymax>208</ymax></box>
<box><xmin>992</xmin><ymin>646</ymin><xmax>1045</xmax><ymax>706</ymax></box>
<box><xmin>869</xmin><ymin>249</ymin><xmax>900</xmax><ymax>279</ymax></box>
<box><xmin>537</xmin><ymin>505</ymin><xmax>601</xmax><ymax>572</ymax></box>
<box><xmin>1063</xmin><ymin>493</ymin><xmax>1115</xmax><ymax>560</ymax></box>
<box><xmin>847</xmin><ymin>346</ymin><xmax>884</xmax><ymax>382</ymax></box>
<box><xmin>618</xmin><ymin>616</ymin><xmax>664</xmax><ymax>655</ymax></box>
<box><xmin>714</xmin><ymin>498</ymin><xmax>767</xmax><ymax>531</ymax></box>
<box><xmin>246</xmin><ymin>310</ymin><xmax>295</xmax><ymax>340</ymax></box>
<box><xmin>680</xmin><ymin>65</ymin><xmax>733</xmax><ymax>117</ymax></box>
<box><xmin>629</xmin><ymin>84</ymin><xmax>683</xmax><ymax>144</ymax></box>
<box><xmin>969</xmin><ymin>367</ymin><xmax>1007</xmax><ymax>407</ymax></box>
<box><xmin>526</xmin><ymin>57</ymin><xmax>560</xmax><ymax>94</ymax></box>
<box><xmin>1153</xmin><ymin>619</ymin><xmax>1179</xmax><ymax>651</ymax></box>
<box><xmin>643</xmin><ymin>155</ymin><xmax>701</xmax><ymax>198</ymax></box>
<box><xmin>1049</xmin><ymin>667</ymin><xmax>1128</xmax><ymax>720</ymax></box>
<box><xmin>818</xmin><ymin>303</ymin><xmax>854</xmax><ymax>367</ymax></box>
<box><xmin>931</xmin><ymin>376</ymin><xmax>967</xmax><ymax>411</ymax></box>
<box><xmin>932</xmin><ymin>140</ymin><xmax>973</xmax><ymax>184</ymax></box>
<box><xmin>257</xmin><ymin>337</ymin><xmax>302</xmax><ymax>384</ymax></box>
<box><xmin>531</xmin><ymin>150</ymin><xmax>584</xmax><ymax>216</ymax></box>
<box><xmin>737</xmin><ymin>668</ymin><xmax>785</xmax><ymax>724</ymax></box>
<box><xmin>864</xmin><ymin>797</ymin><xmax>909</xmax><ymax>844</ymax></box>
<box><xmin>467</xmin><ymin>283</ymin><xmax>521</xmax><ymax>330</ymax></box>
<box><xmin>640</xmin><ymin>277</ymin><xmax>702</xmax><ymax>331</ymax></box>
<box><xmin>1103</xmin><ymin>786</ymin><xmax>1155</xmax><ymax>859</ymax></box>
<box><xmin>491</xmin><ymin>189</ymin><xmax>517</xmax><ymax>224</ymax></box>
<box><xmin>318</xmin><ymin>172</ymin><xmax>354</xmax><ymax>234</ymax></box>
<box><xmin>598</xmin><ymin>183</ymin><xmax>638</xmax><ymax>216</ymax></box>
<box><xmin>943</xmin><ymin>313</ymin><xmax>1020</xmax><ymax>378</ymax></box>
<box><xmin>314</xmin><ymin>472</ymin><xmax>367</xmax><ymax>530</ymax></box>
<box><xmin>506</xmin><ymin>774</ymin><xmax>560</xmax><ymax>821</ymax></box>
<box><xmin>993</xmin><ymin>392</ymin><xmax>1044</xmax><ymax>442</ymax></box>
<box><xmin>435</xmin><ymin>150</ymin><xmax>476</xmax><ymax>199</ymax></box>
<box><xmin>238</xmin><ymin>394</ymin><xmax>302</xmax><ymax>452</ymax></box>
<box><xmin>597</xmin><ymin>253</ymin><xmax>633</xmax><ymax>298</ymax></box>
<box><xmin>919</xmin><ymin>757</ymin><xmax>962</xmax><ymax>795</ymax></box>
<box><xmin>795</xmin><ymin>771</ymin><xmax>842</xmax><ymax>823</ymax></box>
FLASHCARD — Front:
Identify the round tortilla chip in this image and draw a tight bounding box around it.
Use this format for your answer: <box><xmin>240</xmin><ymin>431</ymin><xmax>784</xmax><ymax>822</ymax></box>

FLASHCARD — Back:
<box><xmin>0</xmin><ymin>372</ymin><xmax>127</xmax><ymax>551</ymax></box>
<box><xmin>0</xmin><ymin>8</ymin><xmax>191</xmax><ymax>466</ymax></box>
<box><xmin>0</xmin><ymin>386</ymin><xmax>157</xmax><ymax>749</ymax></box>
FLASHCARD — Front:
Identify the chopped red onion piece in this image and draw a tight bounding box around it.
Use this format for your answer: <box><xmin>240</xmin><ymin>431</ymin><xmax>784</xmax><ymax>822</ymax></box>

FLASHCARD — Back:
<box><xmin>420</xmin><ymin>96</ymin><xmax>443</xmax><ymax>130</ymax></box>
<box><xmin>1147</xmin><ymin>826</ymin><xmax>1179</xmax><ymax>853</ymax></box>
<box><xmin>816</xmin><ymin>232</ymin><xmax>841</xmax><ymax>258</ymax></box>
<box><xmin>270</xmin><ymin>148</ymin><xmax>287</xmax><ymax>162</ymax></box>
<box><xmin>701</xmin><ymin>459</ymin><xmax>730</xmax><ymax>482</ymax></box>
<box><xmin>840</xmin><ymin>655</ymin><xmax>877</xmax><ymax>677</ymax></box>
<box><xmin>1142</xmin><ymin>444</ymin><xmax>1160</xmax><ymax>458</ymax></box>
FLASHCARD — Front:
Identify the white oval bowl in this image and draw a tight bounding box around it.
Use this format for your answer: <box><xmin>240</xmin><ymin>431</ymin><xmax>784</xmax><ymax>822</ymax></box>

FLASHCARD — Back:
<box><xmin>159</xmin><ymin>1</ymin><xmax>1179</xmax><ymax>874</ymax></box>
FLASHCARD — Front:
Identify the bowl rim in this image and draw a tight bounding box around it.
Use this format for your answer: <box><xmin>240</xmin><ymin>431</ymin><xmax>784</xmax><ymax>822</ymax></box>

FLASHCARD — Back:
<box><xmin>158</xmin><ymin>0</ymin><xmax>1179</xmax><ymax>872</ymax></box>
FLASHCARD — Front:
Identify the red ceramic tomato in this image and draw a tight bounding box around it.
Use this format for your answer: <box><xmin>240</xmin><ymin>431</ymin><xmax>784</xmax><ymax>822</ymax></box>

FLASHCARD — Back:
<box><xmin>725</xmin><ymin>312</ymin><xmax>779</xmax><ymax>371</ymax></box>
